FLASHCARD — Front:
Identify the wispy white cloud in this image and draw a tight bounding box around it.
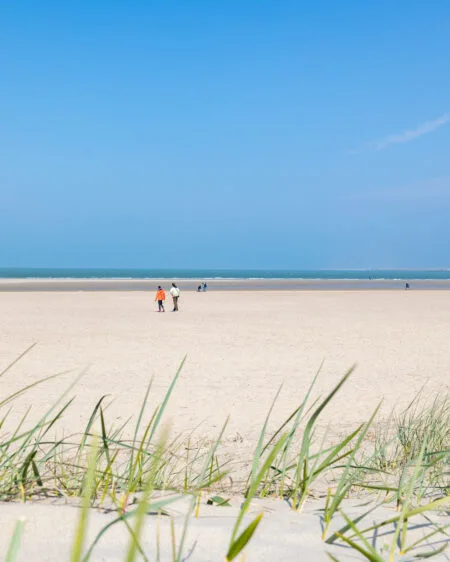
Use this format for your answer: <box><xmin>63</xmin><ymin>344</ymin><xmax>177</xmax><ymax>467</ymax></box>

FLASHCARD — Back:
<box><xmin>350</xmin><ymin>113</ymin><xmax>450</xmax><ymax>154</ymax></box>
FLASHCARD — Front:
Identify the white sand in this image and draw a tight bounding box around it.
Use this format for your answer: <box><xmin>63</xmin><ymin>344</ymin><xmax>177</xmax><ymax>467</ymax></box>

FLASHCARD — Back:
<box><xmin>1</xmin><ymin>289</ymin><xmax>449</xmax><ymax>440</ymax></box>
<box><xmin>1</xmin><ymin>289</ymin><xmax>450</xmax><ymax>560</ymax></box>
<box><xmin>0</xmin><ymin>497</ymin><xmax>327</xmax><ymax>562</ymax></box>
<box><xmin>1</xmin><ymin>496</ymin><xmax>448</xmax><ymax>561</ymax></box>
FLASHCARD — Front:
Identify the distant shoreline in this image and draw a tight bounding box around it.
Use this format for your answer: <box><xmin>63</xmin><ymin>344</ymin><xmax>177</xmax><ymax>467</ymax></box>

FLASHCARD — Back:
<box><xmin>2</xmin><ymin>268</ymin><xmax>450</xmax><ymax>282</ymax></box>
<box><xmin>2</xmin><ymin>278</ymin><xmax>450</xmax><ymax>291</ymax></box>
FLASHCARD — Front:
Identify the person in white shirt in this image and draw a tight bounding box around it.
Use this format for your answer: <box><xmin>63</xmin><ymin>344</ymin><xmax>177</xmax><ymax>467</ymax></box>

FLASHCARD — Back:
<box><xmin>169</xmin><ymin>283</ymin><xmax>180</xmax><ymax>311</ymax></box>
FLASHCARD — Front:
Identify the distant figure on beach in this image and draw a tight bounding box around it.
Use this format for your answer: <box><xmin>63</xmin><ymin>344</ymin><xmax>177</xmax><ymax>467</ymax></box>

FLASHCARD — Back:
<box><xmin>202</xmin><ymin>281</ymin><xmax>207</xmax><ymax>292</ymax></box>
<box><xmin>170</xmin><ymin>283</ymin><xmax>180</xmax><ymax>311</ymax></box>
<box><xmin>197</xmin><ymin>284</ymin><xmax>202</xmax><ymax>292</ymax></box>
<box><xmin>405</xmin><ymin>282</ymin><xmax>410</xmax><ymax>290</ymax></box>
<box><xmin>155</xmin><ymin>286</ymin><xmax>166</xmax><ymax>312</ymax></box>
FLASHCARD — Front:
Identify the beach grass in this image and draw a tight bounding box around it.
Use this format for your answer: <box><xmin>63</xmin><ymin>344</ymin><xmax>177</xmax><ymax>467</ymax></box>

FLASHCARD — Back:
<box><xmin>1</xmin><ymin>348</ymin><xmax>450</xmax><ymax>560</ymax></box>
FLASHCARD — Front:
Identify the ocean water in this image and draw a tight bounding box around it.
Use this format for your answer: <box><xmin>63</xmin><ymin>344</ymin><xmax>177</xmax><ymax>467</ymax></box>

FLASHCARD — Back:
<box><xmin>1</xmin><ymin>268</ymin><xmax>450</xmax><ymax>280</ymax></box>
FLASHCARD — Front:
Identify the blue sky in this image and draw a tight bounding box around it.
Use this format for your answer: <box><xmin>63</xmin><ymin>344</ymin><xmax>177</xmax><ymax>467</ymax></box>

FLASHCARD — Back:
<box><xmin>1</xmin><ymin>1</ymin><xmax>449</xmax><ymax>269</ymax></box>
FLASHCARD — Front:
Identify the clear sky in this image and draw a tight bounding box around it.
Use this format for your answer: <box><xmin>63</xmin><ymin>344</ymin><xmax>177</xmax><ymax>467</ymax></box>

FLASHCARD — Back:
<box><xmin>1</xmin><ymin>1</ymin><xmax>449</xmax><ymax>269</ymax></box>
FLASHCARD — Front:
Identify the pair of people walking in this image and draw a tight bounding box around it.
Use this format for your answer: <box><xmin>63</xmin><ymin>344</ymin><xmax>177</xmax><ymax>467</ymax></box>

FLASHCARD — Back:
<box><xmin>155</xmin><ymin>283</ymin><xmax>180</xmax><ymax>312</ymax></box>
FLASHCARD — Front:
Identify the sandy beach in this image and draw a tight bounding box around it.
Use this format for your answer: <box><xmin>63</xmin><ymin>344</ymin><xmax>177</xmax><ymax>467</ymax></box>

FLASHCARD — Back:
<box><xmin>1</xmin><ymin>287</ymin><xmax>449</xmax><ymax>443</ymax></box>
<box><xmin>2</xmin><ymin>286</ymin><xmax>450</xmax><ymax>560</ymax></box>
<box><xmin>4</xmin><ymin>1</ymin><xmax>450</xmax><ymax>556</ymax></box>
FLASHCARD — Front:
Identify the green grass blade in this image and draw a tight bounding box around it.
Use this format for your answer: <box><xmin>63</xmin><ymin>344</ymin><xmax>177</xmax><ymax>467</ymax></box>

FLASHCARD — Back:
<box><xmin>292</xmin><ymin>367</ymin><xmax>355</xmax><ymax>508</ymax></box>
<box><xmin>298</xmin><ymin>367</ymin><xmax>354</xmax><ymax>468</ymax></box>
<box><xmin>82</xmin><ymin>495</ymin><xmax>182</xmax><ymax>561</ymax></box>
<box><xmin>20</xmin><ymin>450</ymin><xmax>37</xmax><ymax>487</ymax></box>
<box><xmin>260</xmin><ymin>403</ymin><xmax>302</xmax><ymax>456</ymax></box>
<box><xmin>275</xmin><ymin>364</ymin><xmax>324</xmax><ymax>458</ymax></box>
<box><xmin>31</xmin><ymin>459</ymin><xmax>43</xmax><ymax>486</ymax></box>
<box><xmin>78</xmin><ymin>395</ymin><xmax>109</xmax><ymax>457</ymax></box>
<box><xmin>175</xmin><ymin>418</ymin><xmax>229</xmax><ymax>562</ymax></box>
<box><xmin>0</xmin><ymin>372</ymin><xmax>67</xmax><ymax>408</ymax></box>
<box><xmin>15</xmin><ymin>369</ymin><xmax>86</xmax><ymax>456</ymax></box>
<box><xmin>41</xmin><ymin>398</ymin><xmax>75</xmax><ymax>437</ymax></box>
<box><xmin>0</xmin><ymin>343</ymin><xmax>37</xmax><ymax>379</ymax></box>
<box><xmin>344</xmin><ymin>497</ymin><xmax>450</xmax><ymax>541</ymax></box>
<box><xmin>125</xmin><ymin>433</ymin><xmax>168</xmax><ymax>562</ymax></box>
<box><xmin>5</xmin><ymin>518</ymin><xmax>25</xmax><ymax>562</ymax></box>
<box><xmin>146</xmin><ymin>356</ymin><xmax>186</xmax><ymax>445</ymax></box>
<box><xmin>70</xmin><ymin>437</ymin><xmax>98</xmax><ymax>562</ymax></box>
<box><xmin>312</xmin><ymin>425</ymin><xmax>362</xmax><ymax>477</ymax></box>
<box><xmin>412</xmin><ymin>543</ymin><xmax>448</xmax><ymax>559</ymax></box>
<box><xmin>226</xmin><ymin>512</ymin><xmax>263</xmax><ymax>561</ymax></box>
<box><xmin>132</xmin><ymin>377</ymin><xmax>153</xmax><ymax>450</ymax></box>
<box><xmin>402</xmin><ymin>522</ymin><xmax>450</xmax><ymax>555</ymax></box>
<box><xmin>334</xmin><ymin>532</ymin><xmax>382</xmax><ymax>562</ymax></box>
<box><xmin>229</xmin><ymin>433</ymin><xmax>288</xmax><ymax>546</ymax></box>
<box><xmin>325</xmin><ymin>505</ymin><xmax>379</xmax><ymax>545</ymax></box>
<box><xmin>128</xmin><ymin>378</ymin><xmax>153</xmax><ymax>483</ymax></box>
<box><xmin>246</xmin><ymin>384</ymin><xmax>283</xmax><ymax>492</ymax></box>
<box><xmin>322</xmin><ymin>402</ymin><xmax>381</xmax><ymax>537</ymax></box>
<box><xmin>99</xmin><ymin>407</ymin><xmax>111</xmax><ymax>466</ymax></box>
<box><xmin>339</xmin><ymin>510</ymin><xmax>379</xmax><ymax>555</ymax></box>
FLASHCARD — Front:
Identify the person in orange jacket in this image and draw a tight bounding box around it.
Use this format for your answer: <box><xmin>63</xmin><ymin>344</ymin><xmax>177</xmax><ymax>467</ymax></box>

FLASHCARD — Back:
<box><xmin>155</xmin><ymin>286</ymin><xmax>166</xmax><ymax>312</ymax></box>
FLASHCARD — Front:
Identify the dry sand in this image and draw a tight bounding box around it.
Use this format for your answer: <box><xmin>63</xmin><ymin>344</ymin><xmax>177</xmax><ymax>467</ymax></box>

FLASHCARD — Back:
<box><xmin>1</xmin><ymin>288</ymin><xmax>449</xmax><ymax>441</ymax></box>
<box><xmin>1</xmin><ymin>495</ymin><xmax>449</xmax><ymax>561</ymax></box>
<box><xmin>1</xmin><ymin>288</ymin><xmax>450</xmax><ymax>560</ymax></box>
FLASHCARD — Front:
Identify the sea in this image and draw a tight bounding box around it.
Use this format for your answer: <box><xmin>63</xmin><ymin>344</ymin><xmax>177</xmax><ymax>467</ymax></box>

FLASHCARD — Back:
<box><xmin>1</xmin><ymin>268</ymin><xmax>450</xmax><ymax>280</ymax></box>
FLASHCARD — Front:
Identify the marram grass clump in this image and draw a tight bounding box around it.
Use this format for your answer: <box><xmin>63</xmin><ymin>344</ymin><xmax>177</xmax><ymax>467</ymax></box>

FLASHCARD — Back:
<box><xmin>2</xmin><ymin>346</ymin><xmax>450</xmax><ymax>561</ymax></box>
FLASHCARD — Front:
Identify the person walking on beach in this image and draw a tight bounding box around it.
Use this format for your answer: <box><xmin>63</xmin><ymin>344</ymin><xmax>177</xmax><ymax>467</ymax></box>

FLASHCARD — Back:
<box><xmin>170</xmin><ymin>282</ymin><xmax>180</xmax><ymax>311</ymax></box>
<box><xmin>155</xmin><ymin>286</ymin><xmax>166</xmax><ymax>312</ymax></box>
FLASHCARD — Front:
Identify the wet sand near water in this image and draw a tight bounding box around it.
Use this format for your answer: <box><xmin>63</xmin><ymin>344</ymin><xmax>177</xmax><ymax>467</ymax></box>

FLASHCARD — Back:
<box><xmin>1</xmin><ymin>278</ymin><xmax>450</xmax><ymax>291</ymax></box>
